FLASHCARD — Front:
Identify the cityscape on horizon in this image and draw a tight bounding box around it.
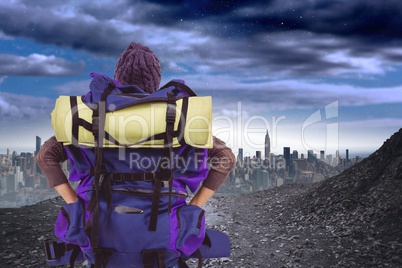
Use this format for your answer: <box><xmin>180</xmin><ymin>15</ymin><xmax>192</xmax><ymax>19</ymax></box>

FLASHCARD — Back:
<box><xmin>0</xmin><ymin>129</ymin><xmax>376</xmax><ymax>159</ymax></box>
<box><xmin>0</xmin><ymin>129</ymin><xmax>367</xmax><ymax>208</ymax></box>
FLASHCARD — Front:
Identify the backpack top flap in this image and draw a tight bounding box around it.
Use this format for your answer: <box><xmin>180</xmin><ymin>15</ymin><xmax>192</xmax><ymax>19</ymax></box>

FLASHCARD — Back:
<box><xmin>84</xmin><ymin>73</ymin><xmax>195</xmax><ymax>111</ymax></box>
<box><xmin>51</xmin><ymin>73</ymin><xmax>213</xmax><ymax>148</ymax></box>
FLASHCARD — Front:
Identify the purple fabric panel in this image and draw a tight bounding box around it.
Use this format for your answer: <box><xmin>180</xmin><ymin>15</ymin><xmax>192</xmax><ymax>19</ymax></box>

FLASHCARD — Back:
<box><xmin>173</xmin><ymin>148</ymin><xmax>209</xmax><ymax>193</ymax></box>
<box><xmin>83</xmin><ymin>73</ymin><xmax>192</xmax><ymax>112</ymax></box>
<box><xmin>175</xmin><ymin>204</ymin><xmax>206</xmax><ymax>257</ymax></box>
<box><xmin>90</xmin><ymin>72</ymin><xmax>123</xmax><ymax>87</ymax></box>
<box><xmin>190</xmin><ymin>229</ymin><xmax>231</xmax><ymax>258</ymax></box>
<box><xmin>65</xmin><ymin>147</ymin><xmax>93</xmax><ymax>182</ymax></box>
<box><xmin>54</xmin><ymin>210</ymin><xmax>68</xmax><ymax>239</ymax></box>
<box><xmin>54</xmin><ymin>199</ymin><xmax>91</xmax><ymax>251</ymax></box>
<box><xmin>180</xmin><ymin>215</ymin><xmax>205</xmax><ymax>256</ymax></box>
<box><xmin>168</xmin><ymin>198</ymin><xmax>186</xmax><ymax>253</ymax></box>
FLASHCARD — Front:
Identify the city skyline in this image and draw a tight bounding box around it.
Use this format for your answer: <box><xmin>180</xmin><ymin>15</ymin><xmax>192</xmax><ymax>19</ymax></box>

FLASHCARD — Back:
<box><xmin>0</xmin><ymin>131</ymin><xmax>368</xmax><ymax>162</ymax></box>
<box><xmin>239</xmin><ymin>130</ymin><xmax>361</xmax><ymax>161</ymax></box>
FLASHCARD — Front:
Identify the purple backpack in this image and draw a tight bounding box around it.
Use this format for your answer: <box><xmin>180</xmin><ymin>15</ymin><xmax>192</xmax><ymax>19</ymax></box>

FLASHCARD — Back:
<box><xmin>44</xmin><ymin>74</ymin><xmax>230</xmax><ymax>267</ymax></box>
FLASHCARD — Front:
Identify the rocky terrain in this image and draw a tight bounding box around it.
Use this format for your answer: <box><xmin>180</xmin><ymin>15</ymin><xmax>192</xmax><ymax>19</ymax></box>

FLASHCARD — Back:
<box><xmin>1</xmin><ymin>128</ymin><xmax>402</xmax><ymax>267</ymax></box>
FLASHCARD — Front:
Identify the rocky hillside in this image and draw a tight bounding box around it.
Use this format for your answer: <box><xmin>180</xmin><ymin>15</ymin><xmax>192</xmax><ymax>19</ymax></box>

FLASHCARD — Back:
<box><xmin>216</xmin><ymin>128</ymin><xmax>402</xmax><ymax>267</ymax></box>
<box><xmin>296</xmin><ymin>127</ymin><xmax>402</xmax><ymax>266</ymax></box>
<box><xmin>302</xmin><ymin>127</ymin><xmax>402</xmax><ymax>240</ymax></box>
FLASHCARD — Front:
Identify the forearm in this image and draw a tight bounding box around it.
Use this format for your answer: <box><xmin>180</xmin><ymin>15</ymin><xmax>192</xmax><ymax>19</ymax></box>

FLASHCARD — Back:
<box><xmin>189</xmin><ymin>186</ymin><xmax>215</xmax><ymax>208</ymax></box>
<box><xmin>203</xmin><ymin>137</ymin><xmax>236</xmax><ymax>191</ymax></box>
<box><xmin>54</xmin><ymin>183</ymin><xmax>78</xmax><ymax>204</ymax></box>
<box><xmin>36</xmin><ymin>136</ymin><xmax>69</xmax><ymax>187</ymax></box>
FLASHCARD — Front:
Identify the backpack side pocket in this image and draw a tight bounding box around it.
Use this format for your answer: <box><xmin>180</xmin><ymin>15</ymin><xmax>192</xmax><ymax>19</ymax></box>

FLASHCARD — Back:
<box><xmin>54</xmin><ymin>198</ymin><xmax>88</xmax><ymax>247</ymax></box>
<box><xmin>176</xmin><ymin>204</ymin><xmax>206</xmax><ymax>256</ymax></box>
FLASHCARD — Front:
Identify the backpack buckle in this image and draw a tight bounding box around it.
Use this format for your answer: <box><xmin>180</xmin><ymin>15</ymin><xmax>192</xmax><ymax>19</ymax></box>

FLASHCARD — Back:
<box><xmin>44</xmin><ymin>241</ymin><xmax>58</xmax><ymax>261</ymax></box>
<box><xmin>166</xmin><ymin>105</ymin><xmax>176</xmax><ymax>124</ymax></box>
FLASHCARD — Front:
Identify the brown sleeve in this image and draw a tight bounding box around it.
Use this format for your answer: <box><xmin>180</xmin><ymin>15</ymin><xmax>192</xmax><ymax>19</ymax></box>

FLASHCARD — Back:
<box><xmin>35</xmin><ymin>136</ymin><xmax>69</xmax><ymax>188</ymax></box>
<box><xmin>202</xmin><ymin>136</ymin><xmax>235</xmax><ymax>191</ymax></box>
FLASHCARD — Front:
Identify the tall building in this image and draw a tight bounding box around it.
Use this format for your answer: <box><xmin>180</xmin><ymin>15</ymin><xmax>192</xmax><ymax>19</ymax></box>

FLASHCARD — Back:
<box><xmin>320</xmin><ymin>150</ymin><xmax>325</xmax><ymax>161</ymax></box>
<box><xmin>335</xmin><ymin>150</ymin><xmax>340</xmax><ymax>166</ymax></box>
<box><xmin>307</xmin><ymin>150</ymin><xmax>315</xmax><ymax>163</ymax></box>
<box><xmin>292</xmin><ymin>150</ymin><xmax>298</xmax><ymax>160</ymax></box>
<box><xmin>346</xmin><ymin>149</ymin><xmax>349</xmax><ymax>163</ymax></box>
<box><xmin>237</xmin><ymin>148</ymin><xmax>244</xmax><ymax>167</ymax></box>
<box><xmin>283</xmin><ymin>147</ymin><xmax>291</xmax><ymax>171</ymax></box>
<box><xmin>264</xmin><ymin>130</ymin><xmax>270</xmax><ymax>159</ymax></box>
<box><xmin>256</xmin><ymin>151</ymin><xmax>262</xmax><ymax>160</ymax></box>
<box><xmin>36</xmin><ymin>136</ymin><xmax>42</xmax><ymax>174</ymax></box>
<box><xmin>36</xmin><ymin>136</ymin><xmax>41</xmax><ymax>155</ymax></box>
<box><xmin>238</xmin><ymin>148</ymin><xmax>243</xmax><ymax>162</ymax></box>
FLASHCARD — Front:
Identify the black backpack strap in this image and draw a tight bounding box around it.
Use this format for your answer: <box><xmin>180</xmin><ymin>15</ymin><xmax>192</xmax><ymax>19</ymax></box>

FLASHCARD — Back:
<box><xmin>165</xmin><ymin>92</ymin><xmax>177</xmax><ymax>213</ymax></box>
<box><xmin>159</xmin><ymin>80</ymin><xmax>197</xmax><ymax>97</ymax></box>
<box><xmin>142</xmin><ymin>249</ymin><xmax>166</xmax><ymax>268</ymax></box>
<box><xmin>69</xmin><ymin>246</ymin><xmax>81</xmax><ymax>268</ymax></box>
<box><xmin>44</xmin><ymin>241</ymin><xmax>82</xmax><ymax>268</ymax></box>
<box><xmin>178</xmin><ymin>258</ymin><xmax>189</xmax><ymax>268</ymax></box>
<box><xmin>87</xmin><ymin>82</ymin><xmax>116</xmax><ymax>267</ymax></box>
<box><xmin>148</xmin><ymin>92</ymin><xmax>178</xmax><ymax>231</ymax></box>
<box><xmin>70</xmin><ymin>96</ymin><xmax>80</xmax><ymax>146</ymax></box>
<box><xmin>148</xmin><ymin>177</ymin><xmax>163</xmax><ymax>231</ymax></box>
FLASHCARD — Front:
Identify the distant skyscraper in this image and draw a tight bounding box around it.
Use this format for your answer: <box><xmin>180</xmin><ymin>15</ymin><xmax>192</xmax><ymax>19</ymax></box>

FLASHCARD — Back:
<box><xmin>320</xmin><ymin>150</ymin><xmax>325</xmax><ymax>161</ymax></box>
<box><xmin>36</xmin><ymin>136</ymin><xmax>42</xmax><ymax>174</ymax></box>
<box><xmin>36</xmin><ymin>136</ymin><xmax>41</xmax><ymax>156</ymax></box>
<box><xmin>264</xmin><ymin>130</ymin><xmax>270</xmax><ymax>159</ymax></box>
<box><xmin>238</xmin><ymin>148</ymin><xmax>243</xmax><ymax>162</ymax></box>
<box><xmin>346</xmin><ymin>149</ymin><xmax>349</xmax><ymax>163</ymax></box>
<box><xmin>307</xmin><ymin>150</ymin><xmax>315</xmax><ymax>163</ymax></box>
<box><xmin>237</xmin><ymin>148</ymin><xmax>244</xmax><ymax>167</ymax></box>
<box><xmin>292</xmin><ymin>150</ymin><xmax>298</xmax><ymax>160</ymax></box>
<box><xmin>256</xmin><ymin>151</ymin><xmax>262</xmax><ymax>160</ymax></box>
<box><xmin>283</xmin><ymin>147</ymin><xmax>291</xmax><ymax>171</ymax></box>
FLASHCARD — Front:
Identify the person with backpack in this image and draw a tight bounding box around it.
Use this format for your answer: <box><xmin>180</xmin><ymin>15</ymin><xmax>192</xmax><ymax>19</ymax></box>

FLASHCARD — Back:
<box><xmin>37</xmin><ymin>42</ymin><xmax>235</xmax><ymax>267</ymax></box>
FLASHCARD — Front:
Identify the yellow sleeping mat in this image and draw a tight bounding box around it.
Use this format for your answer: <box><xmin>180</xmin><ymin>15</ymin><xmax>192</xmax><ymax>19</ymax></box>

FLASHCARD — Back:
<box><xmin>51</xmin><ymin>96</ymin><xmax>213</xmax><ymax>148</ymax></box>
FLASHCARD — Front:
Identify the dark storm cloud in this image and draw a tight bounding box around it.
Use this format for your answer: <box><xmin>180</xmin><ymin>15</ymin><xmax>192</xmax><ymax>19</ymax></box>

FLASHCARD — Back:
<box><xmin>134</xmin><ymin>0</ymin><xmax>402</xmax><ymax>76</ymax></box>
<box><xmin>302</xmin><ymin>0</ymin><xmax>402</xmax><ymax>41</ymax></box>
<box><xmin>0</xmin><ymin>54</ymin><xmax>84</xmax><ymax>76</ymax></box>
<box><xmin>135</xmin><ymin>0</ymin><xmax>402</xmax><ymax>42</ymax></box>
<box><xmin>141</xmin><ymin>0</ymin><xmax>273</xmax><ymax>24</ymax></box>
<box><xmin>184</xmin><ymin>33</ymin><xmax>354</xmax><ymax>77</ymax></box>
<box><xmin>79</xmin><ymin>1</ymin><xmax>131</xmax><ymax>20</ymax></box>
<box><xmin>1</xmin><ymin>0</ymin><xmax>402</xmax><ymax>77</ymax></box>
<box><xmin>6</xmin><ymin>0</ymin><xmax>401</xmax><ymax>51</ymax></box>
<box><xmin>202</xmin><ymin>85</ymin><xmax>341</xmax><ymax>113</ymax></box>
<box><xmin>0</xmin><ymin>2</ymin><xmax>129</xmax><ymax>55</ymax></box>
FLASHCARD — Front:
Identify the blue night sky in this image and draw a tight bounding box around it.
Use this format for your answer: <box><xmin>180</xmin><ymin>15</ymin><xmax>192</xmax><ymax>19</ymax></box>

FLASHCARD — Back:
<box><xmin>1</xmin><ymin>0</ymin><xmax>402</xmax><ymax>158</ymax></box>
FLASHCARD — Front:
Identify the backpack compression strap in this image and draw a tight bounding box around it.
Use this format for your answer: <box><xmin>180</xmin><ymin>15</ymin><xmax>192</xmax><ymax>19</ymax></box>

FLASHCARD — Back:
<box><xmin>148</xmin><ymin>91</ymin><xmax>177</xmax><ymax>231</ymax></box>
<box><xmin>88</xmin><ymin>82</ymin><xmax>116</xmax><ymax>267</ymax></box>
<box><xmin>142</xmin><ymin>249</ymin><xmax>166</xmax><ymax>268</ymax></box>
<box><xmin>44</xmin><ymin>241</ymin><xmax>83</xmax><ymax>268</ymax></box>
